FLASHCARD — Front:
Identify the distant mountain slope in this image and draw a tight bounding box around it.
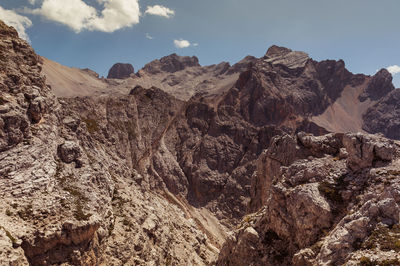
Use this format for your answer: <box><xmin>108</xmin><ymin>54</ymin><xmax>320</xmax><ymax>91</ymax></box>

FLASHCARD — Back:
<box><xmin>43</xmin><ymin>44</ymin><xmax>399</xmax><ymax>140</ymax></box>
<box><xmin>41</xmin><ymin>57</ymin><xmax>110</xmax><ymax>97</ymax></box>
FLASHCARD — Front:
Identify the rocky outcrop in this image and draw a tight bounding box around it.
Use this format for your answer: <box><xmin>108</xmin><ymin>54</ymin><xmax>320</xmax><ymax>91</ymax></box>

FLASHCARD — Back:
<box><xmin>141</xmin><ymin>53</ymin><xmax>200</xmax><ymax>74</ymax></box>
<box><xmin>220</xmin><ymin>48</ymin><xmax>358</xmax><ymax>128</ymax></box>
<box><xmin>107</xmin><ymin>63</ymin><xmax>134</xmax><ymax>79</ymax></box>
<box><xmin>218</xmin><ymin>132</ymin><xmax>400</xmax><ymax>265</ymax></box>
<box><xmin>264</xmin><ymin>45</ymin><xmax>309</xmax><ymax>69</ymax></box>
<box><xmin>0</xmin><ymin>20</ymin><xmax>221</xmax><ymax>265</ymax></box>
<box><xmin>0</xmin><ymin>20</ymin><xmax>51</xmax><ymax>152</ymax></box>
<box><xmin>363</xmin><ymin>88</ymin><xmax>400</xmax><ymax>140</ymax></box>
<box><xmin>58</xmin><ymin>141</ymin><xmax>82</xmax><ymax>166</ymax></box>
<box><xmin>359</xmin><ymin>69</ymin><xmax>394</xmax><ymax>101</ymax></box>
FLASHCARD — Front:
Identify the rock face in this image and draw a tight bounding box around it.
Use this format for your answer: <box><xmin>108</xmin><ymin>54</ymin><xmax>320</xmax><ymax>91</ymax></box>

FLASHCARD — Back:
<box><xmin>265</xmin><ymin>45</ymin><xmax>309</xmax><ymax>69</ymax></box>
<box><xmin>363</xmin><ymin>88</ymin><xmax>400</xmax><ymax>139</ymax></box>
<box><xmin>0</xmin><ymin>20</ymin><xmax>50</xmax><ymax>152</ymax></box>
<box><xmin>141</xmin><ymin>53</ymin><xmax>200</xmax><ymax>74</ymax></box>
<box><xmin>359</xmin><ymin>69</ymin><xmax>394</xmax><ymax>101</ymax></box>
<box><xmin>2</xmin><ymin>19</ymin><xmax>400</xmax><ymax>266</ymax></box>
<box><xmin>0</xmin><ymin>20</ymin><xmax>223</xmax><ymax>266</ymax></box>
<box><xmin>107</xmin><ymin>63</ymin><xmax>134</xmax><ymax>79</ymax></box>
<box><xmin>218</xmin><ymin>132</ymin><xmax>400</xmax><ymax>265</ymax></box>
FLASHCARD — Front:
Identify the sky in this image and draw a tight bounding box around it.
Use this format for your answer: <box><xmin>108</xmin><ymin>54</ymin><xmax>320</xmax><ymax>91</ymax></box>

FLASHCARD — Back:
<box><xmin>0</xmin><ymin>0</ymin><xmax>400</xmax><ymax>86</ymax></box>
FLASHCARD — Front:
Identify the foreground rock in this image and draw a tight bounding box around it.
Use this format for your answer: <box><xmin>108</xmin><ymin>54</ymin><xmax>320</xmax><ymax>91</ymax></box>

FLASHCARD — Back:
<box><xmin>218</xmin><ymin>132</ymin><xmax>400</xmax><ymax>265</ymax></box>
<box><xmin>0</xmin><ymin>20</ymin><xmax>222</xmax><ymax>265</ymax></box>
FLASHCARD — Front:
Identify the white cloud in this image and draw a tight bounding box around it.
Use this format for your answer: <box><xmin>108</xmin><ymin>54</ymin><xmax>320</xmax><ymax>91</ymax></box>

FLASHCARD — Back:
<box><xmin>387</xmin><ymin>65</ymin><xmax>400</xmax><ymax>76</ymax></box>
<box><xmin>28</xmin><ymin>0</ymin><xmax>96</xmax><ymax>32</ymax></box>
<box><xmin>193</xmin><ymin>43</ymin><xmax>199</xmax><ymax>47</ymax></box>
<box><xmin>27</xmin><ymin>0</ymin><xmax>140</xmax><ymax>33</ymax></box>
<box><xmin>0</xmin><ymin>6</ymin><xmax>32</xmax><ymax>41</ymax></box>
<box><xmin>88</xmin><ymin>0</ymin><xmax>140</xmax><ymax>32</ymax></box>
<box><xmin>145</xmin><ymin>5</ymin><xmax>174</xmax><ymax>18</ymax></box>
<box><xmin>145</xmin><ymin>33</ymin><xmax>153</xmax><ymax>40</ymax></box>
<box><xmin>28</xmin><ymin>0</ymin><xmax>37</xmax><ymax>5</ymax></box>
<box><xmin>174</xmin><ymin>39</ymin><xmax>190</xmax><ymax>49</ymax></box>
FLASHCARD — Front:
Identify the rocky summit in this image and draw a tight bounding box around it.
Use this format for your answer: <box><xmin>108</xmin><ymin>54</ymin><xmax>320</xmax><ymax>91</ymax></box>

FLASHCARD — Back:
<box><xmin>107</xmin><ymin>63</ymin><xmax>135</xmax><ymax>79</ymax></box>
<box><xmin>1</xmin><ymin>19</ymin><xmax>400</xmax><ymax>266</ymax></box>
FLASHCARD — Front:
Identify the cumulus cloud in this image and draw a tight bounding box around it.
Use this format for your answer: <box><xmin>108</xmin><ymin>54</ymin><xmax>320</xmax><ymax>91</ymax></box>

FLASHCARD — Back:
<box><xmin>0</xmin><ymin>6</ymin><xmax>32</xmax><ymax>41</ymax></box>
<box><xmin>28</xmin><ymin>0</ymin><xmax>37</xmax><ymax>5</ymax></box>
<box><xmin>387</xmin><ymin>65</ymin><xmax>400</xmax><ymax>76</ymax></box>
<box><xmin>89</xmin><ymin>0</ymin><xmax>140</xmax><ymax>32</ymax></box>
<box><xmin>145</xmin><ymin>33</ymin><xmax>153</xmax><ymax>40</ymax></box>
<box><xmin>145</xmin><ymin>5</ymin><xmax>174</xmax><ymax>18</ymax></box>
<box><xmin>174</xmin><ymin>39</ymin><xmax>191</xmax><ymax>49</ymax></box>
<box><xmin>27</xmin><ymin>0</ymin><xmax>140</xmax><ymax>33</ymax></box>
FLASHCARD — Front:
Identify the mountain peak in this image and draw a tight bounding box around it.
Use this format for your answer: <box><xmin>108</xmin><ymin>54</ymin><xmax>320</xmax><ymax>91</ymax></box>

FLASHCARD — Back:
<box><xmin>264</xmin><ymin>45</ymin><xmax>309</xmax><ymax>69</ymax></box>
<box><xmin>0</xmin><ymin>20</ymin><xmax>18</xmax><ymax>38</ymax></box>
<box><xmin>141</xmin><ymin>54</ymin><xmax>200</xmax><ymax>74</ymax></box>
<box><xmin>265</xmin><ymin>45</ymin><xmax>293</xmax><ymax>57</ymax></box>
<box><xmin>107</xmin><ymin>63</ymin><xmax>134</xmax><ymax>79</ymax></box>
<box><xmin>359</xmin><ymin>68</ymin><xmax>394</xmax><ymax>101</ymax></box>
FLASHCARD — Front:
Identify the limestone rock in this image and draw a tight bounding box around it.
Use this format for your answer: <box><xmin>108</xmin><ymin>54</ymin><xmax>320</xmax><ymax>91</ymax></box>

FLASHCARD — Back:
<box><xmin>218</xmin><ymin>132</ymin><xmax>400</xmax><ymax>265</ymax></box>
<box><xmin>343</xmin><ymin>133</ymin><xmax>395</xmax><ymax>171</ymax></box>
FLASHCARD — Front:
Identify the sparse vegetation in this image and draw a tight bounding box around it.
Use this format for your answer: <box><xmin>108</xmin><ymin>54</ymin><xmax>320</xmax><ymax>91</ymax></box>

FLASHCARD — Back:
<box><xmin>57</xmin><ymin>173</ymin><xmax>91</xmax><ymax>221</ymax></box>
<box><xmin>310</xmin><ymin>240</ymin><xmax>323</xmax><ymax>254</ymax></box>
<box><xmin>125</xmin><ymin>120</ymin><xmax>138</xmax><ymax>139</ymax></box>
<box><xmin>82</xmin><ymin>117</ymin><xmax>99</xmax><ymax>134</ymax></box>
<box><xmin>358</xmin><ymin>257</ymin><xmax>400</xmax><ymax>266</ymax></box>
<box><xmin>380</xmin><ymin>259</ymin><xmax>400</xmax><ymax>266</ymax></box>
<box><xmin>122</xmin><ymin>217</ymin><xmax>133</xmax><ymax>228</ymax></box>
<box><xmin>0</xmin><ymin>96</ymin><xmax>6</xmax><ymax>105</ymax></box>
<box><xmin>60</xmin><ymin>199</ymin><xmax>67</xmax><ymax>208</ymax></box>
<box><xmin>362</xmin><ymin>224</ymin><xmax>400</xmax><ymax>252</ymax></box>
<box><xmin>359</xmin><ymin>256</ymin><xmax>376</xmax><ymax>266</ymax></box>
<box><xmin>5</xmin><ymin>209</ymin><xmax>12</xmax><ymax>216</ymax></box>
<box><xmin>74</xmin><ymin>200</ymin><xmax>91</xmax><ymax>221</ymax></box>
<box><xmin>318</xmin><ymin>181</ymin><xmax>343</xmax><ymax>203</ymax></box>
<box><xmin>388</xmin><ymin>170</ymin><xmax>400</xmax><ymax>176</ymax></box>
<box><xmin>17</xmin><ymin>204</ymin><xmax>33</xmax><ymax>220</ymax></box>
<box><xmin>0</xmin><ymin>226</ymin><xmax>16</xmax><ymax>245</ymax></box>
<box><xmin>54</xmin><ymin>161</ymin><xmax>63</xmax><ymax>179</ymax></box>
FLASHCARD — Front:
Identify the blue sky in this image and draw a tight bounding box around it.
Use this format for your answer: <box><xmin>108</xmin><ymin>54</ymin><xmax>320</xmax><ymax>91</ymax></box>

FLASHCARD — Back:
<box><xmin>1</xmin><ymin>0</ymin><xmax>400</xmax><ymax>86</ymax></box>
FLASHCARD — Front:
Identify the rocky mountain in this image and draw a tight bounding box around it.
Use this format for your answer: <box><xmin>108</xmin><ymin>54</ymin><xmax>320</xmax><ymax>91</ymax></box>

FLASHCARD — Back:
<box><xmin>107</xmin><ymin>63</ymin><xmax>134</xmax><ymax>79</ymax></box>
<box><xmin>218</xmin><ymin>132</ymin><xmax>400</xmax><ymax>265</ymax></box>
<box><xmin>1</xmin><ymin>19</ymin><xmax>400</xmax><ymax>265</ymax></box>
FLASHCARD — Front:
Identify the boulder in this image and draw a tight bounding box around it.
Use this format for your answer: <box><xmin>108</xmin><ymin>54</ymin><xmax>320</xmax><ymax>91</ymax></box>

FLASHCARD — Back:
<box><xmin>57</xmin><ymin>141</ymin><xmax>81</xmax><ymax>165</ymax></box>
